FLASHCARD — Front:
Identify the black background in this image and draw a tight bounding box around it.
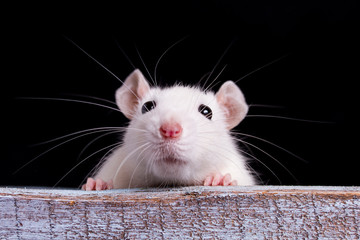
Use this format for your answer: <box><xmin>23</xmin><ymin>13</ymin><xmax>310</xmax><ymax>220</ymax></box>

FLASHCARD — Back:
<box><xmin>3</xmin><ymin>1</ymin><xmax>358</xmax><ymax>188</ymax></box>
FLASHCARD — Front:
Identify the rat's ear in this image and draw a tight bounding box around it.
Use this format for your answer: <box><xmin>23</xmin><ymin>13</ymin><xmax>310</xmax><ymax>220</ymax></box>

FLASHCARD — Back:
<box><xmin>215</xmin><ymin>81</ymin><xmax>249</xmax><ymax>130</ymax></box>
<box><xmin>115</xmin><ymin>69</ymin><xmax>150</xmax><ymax>119</ymax></box>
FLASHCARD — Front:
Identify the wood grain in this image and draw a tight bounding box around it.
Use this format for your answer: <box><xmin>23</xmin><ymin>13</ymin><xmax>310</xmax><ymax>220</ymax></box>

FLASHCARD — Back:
<box><xmin>1</xmin><ymin>186</ymin><xmax>359</xmax><ymax>239</ymax></box>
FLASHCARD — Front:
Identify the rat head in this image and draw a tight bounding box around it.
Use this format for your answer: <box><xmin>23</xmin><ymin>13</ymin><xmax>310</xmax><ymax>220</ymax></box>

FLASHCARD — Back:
<box><xmin>115</xmin><ymin>69</ymin><xmax>248</xmax><ymax>184</ymax></box>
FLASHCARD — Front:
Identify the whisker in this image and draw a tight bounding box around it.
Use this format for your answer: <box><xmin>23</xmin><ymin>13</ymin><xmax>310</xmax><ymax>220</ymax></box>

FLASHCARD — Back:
<box><xmin>80</xmin><ymin>139</ymin><xmax>150</xmax><ymax>188</ymax></box>
<box><xmin>249</xmin><ymin>103</ymin><xmax>286</xmax><ymax>109</ymax></box>
<box><xmin>237</xmin><ymin>137</ymin><xmax>257</xmax><ymax>160</ymax></box>
<box><xmin>128</xmin><ymin>145</ymin><xmax>152</xmax><ymax>188</ymax></box>
<box><xmin>198</xmin><ymin>71</ymin><xmax>211</xmax><ymax>86</ymax></box>
<box><xmin>232</xmin><ymin>132</ymin><xmax>307</xmax><ymax>163</ymax></box>
<box><xmin>13</xmin><ymin>128</ymin><xmax>122</xmax><ymax>175</ymax></box>
<box><xmin>237</xmin><ymin>148</ymin><xmax>282</xmax><ymax>184</ymax></box>
<box><xmin>135</xmin><ymin>44</ymin><xmax>156</xmax><ymax>86</ymax></box>
<box><xmin>246</xmin><ymin>114</ymin><xmax>334</xmax><ymax>124</ymax></box>
<box><xmin>80</xmin><ymin>143</ymin><xmax>125</xmax><ymax>188</ymax></box>
<box><xmin>63</xmin><ymin>93</ymin><xmax>117</xmax><ymax>106</ymax></box>
<box><xmin>77</xmin><ymin>130</ymin><xmax>122</xmax><ymax>162</ymax></box>
<box><xmin>144</xmin><ymin>153</ymin><xmax>152</xmax><ymax>187</ymax></box>
<box><xmin>65</xmin><ymin>37</ymin><xmax>123</xmax><ymax>83</ymax></box>
<box><xmin>156</xmin><ymin>155</ymin><xmax>171</xmax><ymax>188</ymax></box>
<box><xmin>154</xmin><ymin>35</ymin><xmax>189</xmax><ymax>85</ymax></box>
<box><xmin>64</xmin><ymin>37</ymin><xmax>141</xmax><ymax>103</ymax></box>
<box><xmin>201</xmin><ymin>38</ymin><xmax>236</xmax><ymax>90</ymax></box>
<box><xmin>54</xmin><ymin>142</ymin><xmax>121</xmax><ymax>188</ymax></box>
<box><xmin>235</xmin><ymin>137</ymin><xmax>299</xmax><ymax>183</ymax></box>
<box><xmin>145</xmin><ymin>150</ymin><xmax>160</xmax><ymax>188</ymax></box>
<box><xmin>18</xmin><ymin>97</ymin><xmax>122</xmax><ymax>113</ymax></box>
<box><xmin>244</xmin><ymin>161</ymin><xmax>265</xmax><ymax>185</ymax></box>
<box><xmin>234</xmin><ymin>54</ymin><xmax>289</xmax><ymax>83</ymax></box>
<box><xmin>113</xmin><ymin>142</ymin><xmax>151</xmax><ymax>182</ymax></box>
<box><xmin>115</xmin><ymin>39</ymin><xmax>137</xmax><ymax>70</ymax></box>
<box><xmin>203</xmin><ymin>64</ymin><xmax>227</xmax><ymax>92</ymax></box>
<box><xmin>194</xmin><ymin>138</ymin><xmax>281</xmax><ymax>184</ymax></box>
<box><xmin>31</xmin><ymin>127</ymin><xmax>124</xmax><ymax>147</ymax></box>
<box><xmin>193</xmin><ymin>136</ymin><xmax>253</xmax><ymax>168</ymax></box>
<box><xmin>75</xmin><ymin>125</ymin><xmax>149</xmax><ymax>162</ymax></box>
<box><xmin>200</xmin><ymin>109</ymin><xmax>333</xmax><ymax>126</ymax></box>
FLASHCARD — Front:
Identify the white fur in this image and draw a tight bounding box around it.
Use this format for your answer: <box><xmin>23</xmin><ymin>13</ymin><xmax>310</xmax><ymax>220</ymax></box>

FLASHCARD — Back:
<box><xmin>94</xmin><ymin>69</ymin><xmax>256</xmax><ymax>188</ymax></box>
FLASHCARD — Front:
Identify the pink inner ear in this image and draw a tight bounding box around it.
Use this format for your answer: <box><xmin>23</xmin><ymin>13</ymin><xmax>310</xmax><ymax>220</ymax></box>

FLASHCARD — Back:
<box><xmin>217</xmin><ymin>96</ymin><xmax>238</xmax><ymax>129</ymax></box>
<box><xmin>216</xmin><ymin>95</ymin><xmax>230</xmax><ymax>118</ymax></box>
<box><xmin>115</xmin><ymin>69</ymin><xmax>150</xmax><ymax>119</ymax></box>
<box><xmin>215</xmin><ymin>81</ymin><xmax>248</xmax><ymax>130</ymax></box>
<box><xmin>133</xmin><ymin>69</ymin><xmax>150</xmax><ymax>99</ymax></box>
<box><xmin>137</xmin><ymin>82</ymin><xmax>149</xmax><ymax>99</ymax></box>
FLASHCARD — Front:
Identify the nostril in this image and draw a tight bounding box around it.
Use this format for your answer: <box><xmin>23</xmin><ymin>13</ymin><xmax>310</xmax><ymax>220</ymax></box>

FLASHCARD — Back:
<box><xmin>160</xmin><ymin>122</ymin><xmax>183</xmax><ymax>139</ymax></box>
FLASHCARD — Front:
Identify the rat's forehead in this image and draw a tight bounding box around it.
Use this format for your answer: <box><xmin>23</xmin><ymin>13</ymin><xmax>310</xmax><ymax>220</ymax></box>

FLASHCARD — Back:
<box><xmin>146</xmin><ymin>86</ymin><xmax>215</xmax><ymax>104</ymax></box>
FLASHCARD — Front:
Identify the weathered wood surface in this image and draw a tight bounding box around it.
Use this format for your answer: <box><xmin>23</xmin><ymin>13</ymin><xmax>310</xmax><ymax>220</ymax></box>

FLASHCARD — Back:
<box><xmin>0</xmin><ymin>186</ymin><xmax>359</xmax><ymax>239</ymax></box>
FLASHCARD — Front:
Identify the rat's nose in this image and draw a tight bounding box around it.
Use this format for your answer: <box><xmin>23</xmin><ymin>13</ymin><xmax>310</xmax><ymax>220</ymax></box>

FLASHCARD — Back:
<box><xmin>160</xmin><ymin>122</ymin><xmax>183</xmax><ymax>139</ymax></box>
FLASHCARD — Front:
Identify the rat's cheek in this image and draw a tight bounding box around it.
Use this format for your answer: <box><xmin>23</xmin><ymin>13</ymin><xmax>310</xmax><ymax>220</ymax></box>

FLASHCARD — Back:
<box><xmin>149</xmin><ymin>116</ymin><xmax>164</xmax><ymax>136</ymax></box>
<box><xmin>180</xmin><ymin>119</ymin><xmax>198</xmax><ymax>141</ymax></box>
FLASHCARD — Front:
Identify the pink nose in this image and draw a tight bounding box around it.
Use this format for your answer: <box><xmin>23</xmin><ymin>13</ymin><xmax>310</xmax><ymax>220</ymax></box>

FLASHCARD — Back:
<box><xmin>160</xmin><ymin>122</ymin><xmax>183</xmax><ymax>139</ymax></box>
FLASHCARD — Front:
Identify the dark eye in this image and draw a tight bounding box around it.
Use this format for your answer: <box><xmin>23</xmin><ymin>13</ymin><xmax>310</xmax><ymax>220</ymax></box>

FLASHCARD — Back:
<box><xmin>198</xmin><ymin>104</ymin><xmax>212</xmax><ymax>120</ymax></box>
<box><xmin>142</xmin><ymin>101</ymin><xmax>156</xmax><ymax>114</ymax></box>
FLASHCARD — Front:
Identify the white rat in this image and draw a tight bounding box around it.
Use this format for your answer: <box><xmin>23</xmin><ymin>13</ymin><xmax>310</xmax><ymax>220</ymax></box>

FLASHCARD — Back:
<box><xmin>82</xmin><ymin>69</ymin><xmax>256</xmax><ymax>190</ymax></box>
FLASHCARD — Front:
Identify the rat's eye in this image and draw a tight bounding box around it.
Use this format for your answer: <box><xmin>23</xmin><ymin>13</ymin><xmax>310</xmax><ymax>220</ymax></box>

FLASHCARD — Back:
<box><xmin>198</xmin><ymin>104</ymin><xmax>212</xmax><ymax>120</ymax></box>
<box><xmin>141</xmin><ymin>101</ymin><xmax>156</xmax><ymax>114</ymax></box>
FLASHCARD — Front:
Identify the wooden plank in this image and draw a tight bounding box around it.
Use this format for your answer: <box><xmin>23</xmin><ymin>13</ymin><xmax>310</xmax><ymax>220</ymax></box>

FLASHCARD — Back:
<box><xmin>0</xmin><ymin>186</ymin><xmax>359</xmax><ymax>239</ymax></box>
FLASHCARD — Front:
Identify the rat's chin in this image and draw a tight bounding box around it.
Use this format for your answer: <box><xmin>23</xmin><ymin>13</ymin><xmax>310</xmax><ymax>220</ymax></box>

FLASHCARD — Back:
<box><xmin>152</xmin><ymin>157</ymin><xmax>189</xmax><ymax>180</ymax></box>
<box><xmin>161</xmin><ymin>157</ymin><xmax>187</xmax><ymax>165</ymax></box>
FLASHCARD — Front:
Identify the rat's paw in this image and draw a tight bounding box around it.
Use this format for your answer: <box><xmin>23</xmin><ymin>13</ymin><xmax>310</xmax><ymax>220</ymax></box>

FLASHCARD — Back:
<box><xmin>203</xmin><ymin>173</ymin><xmax>238</xmax><ymax>186</ymax></box>
<box><xmin>81</xmin><ymin>178</ymin><xmax>113</xmax><ymax>191</ymax></box>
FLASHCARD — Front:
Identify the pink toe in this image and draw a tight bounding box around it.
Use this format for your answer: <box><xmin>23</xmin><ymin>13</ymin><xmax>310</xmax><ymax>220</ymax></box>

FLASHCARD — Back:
<box><xmin>86</xmin><ymin>178</ymin><xmax>96</xmax><ymax>191</ymax></box>
<box><xmin>107</xmin><ymin>180</ymin><xmax>114</xmax><ymax>190</ymax></box>
<box><xmin>95</xmin><ymin>178</ymin><xmax>106</xmax><ymax>191</ymax></box>
<box><xmin>223</xmin><ymin>173</ymin><xmax>232</xmax><ymax>186</ymax></box>
<box><xmin>204</xmin><ymin>176</ymin><xmax>213</xmax><ymax>186</ymax></box>
<box><xmin>212</xmin><ymin>173</ymin><xmax>223</xmax><ymax>186</ymax></box>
